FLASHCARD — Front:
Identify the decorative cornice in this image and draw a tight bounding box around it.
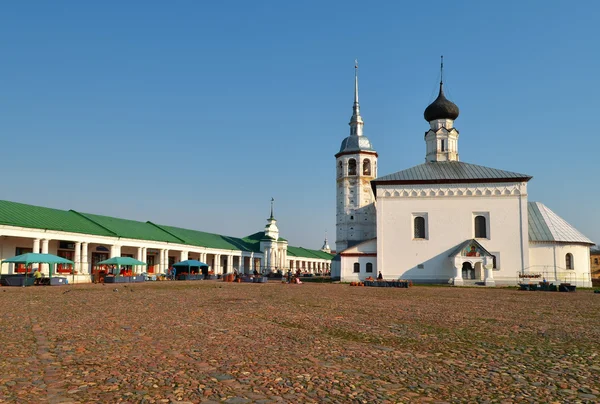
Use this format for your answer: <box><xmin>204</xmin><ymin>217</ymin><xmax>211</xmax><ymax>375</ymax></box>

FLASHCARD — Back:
<box><xmin>335</xmin><ymin>150</ymin><xmax>378</xmax><ymax>159</ymax></box>
<box><xmin>376</xmin><ymin>183</ymin><xmax>527</xmax><ymax>198</ymax></box>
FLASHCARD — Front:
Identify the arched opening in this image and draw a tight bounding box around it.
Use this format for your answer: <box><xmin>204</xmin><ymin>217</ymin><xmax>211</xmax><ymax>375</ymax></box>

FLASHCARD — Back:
<box><xmin>337</xmin><ymin>161</ymin><xmax>343</xmax><ymax>177</ymax></box>
<box><xmin>565</xmin><ymin>253</ymin><xmax>573</xmax><ymax>270</ymax></box>
<box><xmin>348</xmin><ymin>159</ymin><xmax>357</xmax><ymax>175</ymax></box>
<box><xmin>474</xmin><ymin>215</ymin><xmax>487</xmax><ymax>238</ymax></box>
<box><xmin>366</xmin><ymin>263</ymin><xmax>373</xmax><ymax>273</ymax></box>
<box><xmin>462</xmin><ymin>261</ymin><xmax>474</xmax><ymax>280</ymax></box>
<box><xmin>363</xmin><ymin>159</ymin><xmax>371</xmax><ymax>175</ymax></box>
<box><xmin>595</xmin><ymin>258</ymin><xmax>599</xmax><ymax>265</ymax></box>
<box><xmin>353</xmin><ymin>262</ymin><xmax>360</xmax><ymax>273</ymax></box>
<box><xmin>414</xmin><ymin>216</ymin><xmax>425</xmax><ymax>239</ymax></box>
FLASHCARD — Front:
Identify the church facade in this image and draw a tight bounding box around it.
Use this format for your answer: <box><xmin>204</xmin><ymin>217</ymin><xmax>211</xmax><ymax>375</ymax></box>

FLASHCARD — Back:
<box><xmin>332</xmin><ymin>65</ymin><xmax>594</xmax><ymax>287</ymax></box>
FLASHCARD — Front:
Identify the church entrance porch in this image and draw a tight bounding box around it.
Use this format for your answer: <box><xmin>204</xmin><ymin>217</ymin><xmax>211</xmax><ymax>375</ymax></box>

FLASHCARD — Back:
<box><xmin>450</xmin><ymin>239</ymin><xmax>496</xmax><ymax>287</ymax></box>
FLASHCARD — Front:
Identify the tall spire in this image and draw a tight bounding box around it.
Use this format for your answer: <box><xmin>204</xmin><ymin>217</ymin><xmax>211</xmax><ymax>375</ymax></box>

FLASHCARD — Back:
<box><xmin>349</xmin><ymin>59</ymin><xmax>364</xmax><ymax>137</ymax></box>
<box><xmin>354</xmin><ymin>59</ymin><xmax>360</xmax><ymax>114</ymax></box>
<box><xmin>269</xmin><ymin>197</ymin><xmax>274</xmax><ymax>219</ymax></box>
<box><xmin>440</xmin><ymin>55</ymin><xmax>444</xmax><ymax>86</ymax></box>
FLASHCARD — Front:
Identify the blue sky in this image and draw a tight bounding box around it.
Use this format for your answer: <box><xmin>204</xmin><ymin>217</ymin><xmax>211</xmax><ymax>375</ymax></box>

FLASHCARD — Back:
<box><xmin>1</xmin><ymin>1</ymin><xmax>599</xmax><ymax>248</ymax></box>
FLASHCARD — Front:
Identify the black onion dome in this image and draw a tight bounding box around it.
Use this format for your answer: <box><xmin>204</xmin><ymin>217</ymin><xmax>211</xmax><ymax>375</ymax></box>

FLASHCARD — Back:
<box><xmin>423</xmin><ymin>84</ymin><xmax>459</xmax><ymax>122</ymax></box>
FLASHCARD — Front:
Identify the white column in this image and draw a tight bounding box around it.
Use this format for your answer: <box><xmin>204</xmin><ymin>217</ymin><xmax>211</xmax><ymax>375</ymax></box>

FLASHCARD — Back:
<box><xmin>228</xmin><ymin>255</ymin><xmax>234</xmax><ymax>273</ymax></box>
<box><xmin>33</xmin><ymin>238</ymin><xmax>40</xmax><ymax>254</ymax></box>
<box><xmin>41</xmin><ymin>239</ymin><xmax>49</xmax><ymax>275</ymax></box>
<box><xmin>164</xmin><ymin>249</ymin><xmax>170</xmax><ymax>273</ymax></box>
<box><xmin>74</xmin><ymin>242</ymin><xmax>81</xmax><ymax>274</ymax></box>
<box><xmin>213</xmin><ymin>254</ymin><xmax>220</xmax><ymax>274</ymax></box>
<box><xmin>141</xmin><ymin>247</ymin><xmax>147</xmax><ymax>272</ymax></box>
<box><xmin>110</xmin><ymin>245</ymin><xmax>117</xmax><ymax>258</ymax></box>
<box><xmin>81</xmin><ymin>242</ymin><xmax>89</xmax><ymax>274</ymax></box>
<box><xmin>484</xmin><ymin>257</ymin><xmax>495</xmax><ymax>287</ymax></box>
<box><xmin>180</xmin><ymin>250</ymin><xmax>188</xmax><ymax>262</ymax></box>
<box><xmin>249</xmin><ymin>253</ymin><xmax>254</xmax><ymax>273</ymax></box>
<box><xmin>159</xmin><ymin>249</ymin><xmax>165</xmax><ymax>274</ymax></box>
<box><xmin>136</xmin><ymin>247</ymin><xmax>143</xmax><ymax>274</ymax></box>
<box><xmin>239</xmin><ymin>256</ymin><xmax>244</xmax><ymax>273</ymax></box>
<box><xmin>454</xmin><ymin>258</ymin><xmax>464</xmax><ymax>286</ymax></box>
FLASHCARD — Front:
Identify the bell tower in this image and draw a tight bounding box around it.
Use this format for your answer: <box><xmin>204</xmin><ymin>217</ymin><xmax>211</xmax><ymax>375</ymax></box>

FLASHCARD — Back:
<box><xmin>424</xmin><ymin>56</ymin><xmax>461</xmax><ymax>162</ymax></box>
<box><xmin>335</xmin><ymin>62</ymin><xmax>377</xmax><ymax>252</ymax></box>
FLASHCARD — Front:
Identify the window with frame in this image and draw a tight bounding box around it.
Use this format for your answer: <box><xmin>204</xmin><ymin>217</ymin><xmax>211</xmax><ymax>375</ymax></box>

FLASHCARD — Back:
<box><xmin>353</xmin><ymin>262</ymin><xmax>360</xmax><ymax>273</ymax></box>
<box><xmin>366</xmin><ymin>263</ymin><xmax>373</xmax><ymax>273</ymax></box>
<box><xmin>594</xmin><ymin>258</ymin><xmax>599</xmax><ymax>265</ymax></box>
<box><xmin>348</xmin><ymin>159</ymin><xmax>357</xmax><ymax>175</ymax></box>
<box><xmin>474</xmin><ymin>215</ymin><xmax>487</xmax><ymax>238</ymax></box>
<box><xmin>414</xmin><ymin>216</ymin><xmax>426</xmax><ymax>239</ymax></box>
<box><xmin>338</xmin><ymin>161</ymin><xmax>343</xmax><ymax>177</ymax></box>
<box><xmin>565</xmin><ymin>253</ymin><xmax>573</xmax><ymax>270</ymax></box>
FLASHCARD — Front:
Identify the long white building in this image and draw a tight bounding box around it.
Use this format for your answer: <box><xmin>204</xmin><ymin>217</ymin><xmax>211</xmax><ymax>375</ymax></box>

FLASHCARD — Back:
<box><xmin>0</xmin><ymin>200</ymin><xmax>333</xmax><ymax>282</ymax></box>
<box><xmin>332</xmin><ymin>64</ymin><xmax>594</xmax><ymax>286</ymax></box>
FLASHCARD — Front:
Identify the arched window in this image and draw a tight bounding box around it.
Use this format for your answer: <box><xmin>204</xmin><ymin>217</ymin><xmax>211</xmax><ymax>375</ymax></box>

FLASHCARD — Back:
<box><xmin>414</xmin><ymin>216</ymin><xmax>425</xmax><ymax>239</ymax></box>
<box><xmin>348</xmin><ymin>159</ymin><xmax>356</xmax><ymax>175</ymax></box>
<box><xmin>338</xmin><ymin>161</ymin><xmax>343</xmax><ymax>177</ymax></box>
<box><xmin>594</xmin><ymin>258</ymin><xmax>598</xmax><ymax>265</ymax></box>
<box><xmin>474</xmin><ymin>216</ymin><xmax>487</xmax><ymax>238</ymax></box>
<box><xmin>565</xmin><ymin>253</ymin><xmax>573</xmax><ymax>270</ymax></box>
<box><xmin>363</xmin><ymin>159</ymin><xmax>371</xmax><ymax>175</ymax></box>
<box><xmin>353</xmin><ymin>262</ymin><xmax>360</xmax><ymax>273</ymax></box>
<box><xmin>366</xmin><ymin>263</ymin><xmax>373</xmax><ymax>273</ymax></box>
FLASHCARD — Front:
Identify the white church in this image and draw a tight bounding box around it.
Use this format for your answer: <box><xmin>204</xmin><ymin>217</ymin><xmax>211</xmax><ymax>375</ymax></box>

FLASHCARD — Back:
<box><xmin>331</xmin><ymin>64</ymin><xmax>594</xmax><ymax>287</ymax></box>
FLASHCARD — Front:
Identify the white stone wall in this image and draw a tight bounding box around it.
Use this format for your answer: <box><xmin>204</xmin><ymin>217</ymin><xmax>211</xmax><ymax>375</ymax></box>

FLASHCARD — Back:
<box><xmin>376</xmin><ymin>182</ymin><xmax>529</xmax><ymax>284</ymax></box>
<box><xmin>529</xmin><ymin>243</ymin><xmax>592</xmax><ymax>287</ymax></box>
<box><xmin>0</xmin><ymin>226</ymin><xmax>265</xmax><ymax>282</ymax></box>
<box><xmin>338</xmin><ymin>239</ymin><xmax>377</xmax><ymax>281</ymax></box>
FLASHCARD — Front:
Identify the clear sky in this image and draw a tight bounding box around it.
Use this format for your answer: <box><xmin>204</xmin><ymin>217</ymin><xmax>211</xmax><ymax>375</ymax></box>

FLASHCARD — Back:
<box><xmin>1</xmin><ymin>1</ymin><xmax>599</xmax><ymax>249</ymax></box>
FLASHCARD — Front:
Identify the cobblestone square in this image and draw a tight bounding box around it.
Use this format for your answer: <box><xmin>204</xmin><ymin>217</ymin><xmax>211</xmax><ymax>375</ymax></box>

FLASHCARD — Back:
<box><xmin>1</xmin><ymin>282</ymin><xmax>599</xmax><ymax>403</ymax></box>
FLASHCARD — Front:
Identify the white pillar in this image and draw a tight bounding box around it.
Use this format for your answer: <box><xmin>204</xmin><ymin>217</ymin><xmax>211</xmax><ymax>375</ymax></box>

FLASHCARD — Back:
<box><xmin>141</xmin><ymin>247</ymin><xmax>147</xmax><ymax>272</ymax></box>
<box><xmin>249</xmin><ymin>253</ymin><xmax>254</xmax><ymax>273</ymax></box>
<box><xmin>164</xmin><ymin>249</ymin><xmax>170</xmax><ymax>273</ymax></box>
<box><xmin>33</xmin><ymin>238</ymin><xmax>40</xmax><ymax>254</ymax></box>
<box><xmin>41</xmin><ymin>239</ymin><xmax>49</xmax><ymax>275</ymax></box>
<box><xmin>454</xmin><ymin>258</ymin><xmax>464</xmax><ymax>286</ymax></box>
<box><xmin>180</xmin><ymin>250</ymin><xmax>188</xmax><ymax>262</ymax></box>
<box><xmin>213</xmin><ymin>254</ymin><xmax>220</xmax><ymax>274</ymax></box>
<box><xmin>159</xmin><ymin>249</ymin><xmax>165</xmax><ymax>274</ymax></box>
<box><xmin>136</xmin><ymin>247</ymin><xmax>143</xmax><ymax>274</ymax></box>
<box><xmin>239</xmin><ymin>256</ymin><xmax>244</xmax><ymax>273</ymax></box>
<box><xmin>74</xmin><ymin>242</ymin><xmax>81</xmax><ymax>274</ymax></box>
<box><xmin>228</xmin><ymin>255</ymin><xmax>234</xmax><ymax>273</ymax></box>
<box><xmin>484</xmin><ymin>257</ymin><xmax>495</xmax><ymax>287</ymax></box>
<box><xmin>81</xmin><ymin>242</ymin><xmax>89</xmax><ymax>274</ymax></box>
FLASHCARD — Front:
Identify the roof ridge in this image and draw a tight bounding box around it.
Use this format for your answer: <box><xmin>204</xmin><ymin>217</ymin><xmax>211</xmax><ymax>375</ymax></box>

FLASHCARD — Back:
<box><xmin>146</xmin><ymin>221</ymin><xmax>188</xmax><ymax>244</ymax></box>
<box><xmin>69</xmin><ymin>210</ymin><xmax>118</xmax><ymax>237</ymax></box>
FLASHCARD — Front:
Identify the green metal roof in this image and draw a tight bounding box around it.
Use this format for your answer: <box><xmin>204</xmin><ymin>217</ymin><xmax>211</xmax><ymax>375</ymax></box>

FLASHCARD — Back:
<box><xmin>153</xmin><ymin>223</ymin><xmax>255</xmax><ymax>252</ymax></box>
<box><xmin>73</xmin><ymin>212</ymin><xmax>184</xmax><ymax>243</ymax></box>
<box><xmin>0</xmin><ymin>200</ymin><xmax>115</xmax><ymax>237</ymax></box>
<box><xmin>287</xmin><ymin>246</ymin><xmax>334</xmax><ymax>260</ymax></box>
<box><xmin>0</xmin><ymin>200</ymin><xmax>334</xmax><ymax>260</ymax></box>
